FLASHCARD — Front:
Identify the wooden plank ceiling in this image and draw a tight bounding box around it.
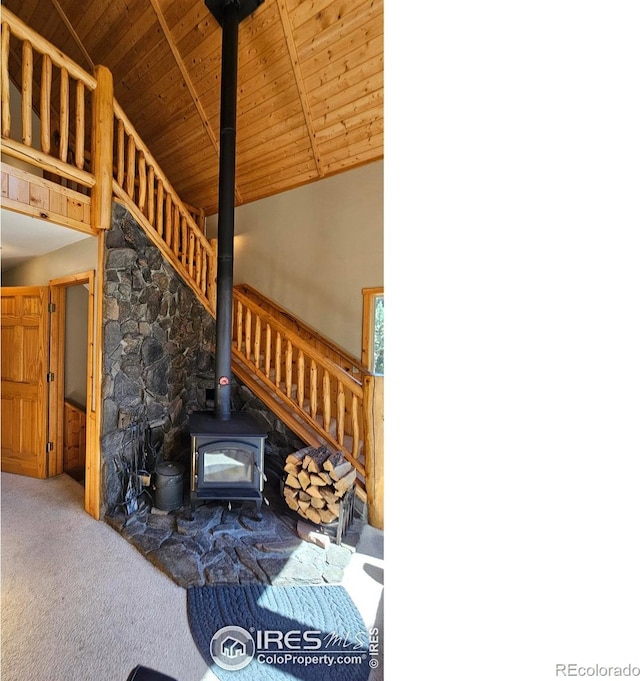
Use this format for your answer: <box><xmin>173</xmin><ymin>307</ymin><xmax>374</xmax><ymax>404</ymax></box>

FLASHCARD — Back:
<box><xmin>2</xmin><ymin>0</ymin><xmax>383</xmax><ymax>215</ymax></box>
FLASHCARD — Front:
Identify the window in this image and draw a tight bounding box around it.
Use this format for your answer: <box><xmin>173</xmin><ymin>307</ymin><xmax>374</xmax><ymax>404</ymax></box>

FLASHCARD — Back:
<box><xmin>362</xmin><ymin>287</ymin><xmax>384</xmax><ymax>375</ymax></box>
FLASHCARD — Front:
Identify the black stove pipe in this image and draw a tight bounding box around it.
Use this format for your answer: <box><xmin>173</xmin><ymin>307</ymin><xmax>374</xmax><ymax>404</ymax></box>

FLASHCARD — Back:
<box><xmin>205</xmin><ymin>0</ymin><xmax>263</xmax><ymax>420</ymax></box>
<box><xmin>211</xmin><ymin>0</ymin><xmax>240</xmax><ymax>421</ymax></box>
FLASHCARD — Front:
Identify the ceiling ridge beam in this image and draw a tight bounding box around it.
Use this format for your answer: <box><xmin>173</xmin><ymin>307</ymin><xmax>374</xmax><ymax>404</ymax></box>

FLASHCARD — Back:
<box><xmin>148</xmin><ymin>0</ymin><xmax>243</xmax><ymax>207</ymax></box>
<box><xmin>276</xmin><ymin>0</ymin><xmax>323</xmax><ymax>178</ymax></box>
<box><xmin>49</xmin><ymin>0</ymin><xmax>95</xmax><ymax>72</ymax></box>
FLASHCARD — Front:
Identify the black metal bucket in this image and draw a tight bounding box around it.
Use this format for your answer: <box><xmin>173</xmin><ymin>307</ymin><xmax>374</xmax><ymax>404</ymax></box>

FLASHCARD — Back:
<box><xmin>153</xmin><ymin>462</ymin><xmax>185</xmax><ymax>511</ymax></box>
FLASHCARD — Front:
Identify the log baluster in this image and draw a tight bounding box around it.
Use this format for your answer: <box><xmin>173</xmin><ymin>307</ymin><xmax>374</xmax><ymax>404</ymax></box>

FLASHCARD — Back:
<box><xmin>59</xmin><ymin>67</ymin><xmax>69</xmax><ymax>161</ymax></box>
<box><xmin>351</xmin><ymin>394</ymin><xmax>360</xmax><ymax>462</ymax></box>
<box><xmin>309</xmin><ymin>360</ymin><xmax>318</xmax><ymax>419</ymax></box>
<box><xmin>254</xmin><ymin>316</ymin><xmax>261</xmax><ymax>369</ymax></box>
<box><xmin>126</xmin><ymin>134</ymin><xmax>135</xmax><ymax>198</ymax></box>
<box><xmin>297</xmin><ymin>351</ymin><xmax>305</xmax><ymax>408</ymax></box>
<box><xmin>275</xmin><ymin>332</ymin><xmax>282</xmax><ymax>387</ymax></box>
<box><xmin>116</xmin><ymin>118</ymin><xmax>124</xmax><ymax>186</ymax></box>
<box><xmin>156</xmin><ymin>179</ymin><xmax>164</xmax><ymax>237</ymax></box>
<box><xmin>197</xmin><ymin>247</ymin><xmax>204</xmax><ymax>292</ymax></box>
<box><xmin>164</xmin><ymin>193</ymin><xmax>172</xmax><ymax>247</ymax></box>
<box><xmin>21</xmin><ymin>41</ymin><xmax>33</xmax><ymax>146</ymax></box>
<box><xmin>147</xmin><ymin>166</ymin><xmax>155</xmax><ymax>226</ymax></box>
<box><xmin>188</xmin><ymin>227</ymin><xmax>195</xmax><ymax>276</ymax></box>
<box><xmin>244</xmin><ymin>308</ymin><xmax>252</xmax><ymax>361</ymax></box>
<box><xmin>285</xmin><ymin>339</ymin><xmax>293</xmax><ymax>398</ymax></box>
<box><xmin>322</xmin><ymin>370</ymin><xmax>331</xmax><ymax>430</ymax></box>
<box><xmin>181</xmin><ymin>215</ymin><xmax>187</xmax><ymax>266</ymax></box>
<box><xmin>137</xmin><ymin>151</ymin><xmax>146</xmax><ymax>211</ymax></box>
<box><xmin>264</xmin><ymin>324</ymin><xmax>272</xmax><ymax>381</ymax></box>
<box><xmin>40</xmin><ymin>54</ymin><xmax>51</xmax><ymax>153</ymax></box>
<box><xmin>336</xmin><ymin>382</ymin><xmax>345</xmax><ymax>446</ymax></box>
<box><xmin>172</xmin><ymin>204</ymin><xmax>180</xmax><ymax>255</ymax></box>
<box><xmin>75</xmin><ymin>81</ymin><xmax>85</xmax><ymax>169</ymax></box>
<box><xmin>235</xmin><ymin>301</ymin><xmax>243</xmax><ymax>351</ymax></box>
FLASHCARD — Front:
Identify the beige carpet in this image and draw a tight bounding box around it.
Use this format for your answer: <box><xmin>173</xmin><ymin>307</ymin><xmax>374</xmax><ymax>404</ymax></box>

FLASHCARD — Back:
<box><xmin>0</xmin><ymin>472</ymin><xmax>384</xmax><ymax>681</ymax></box>
<box><xmin>0</xmin><ymin>472</ymin><xmax>215</xmax><ymax>681</ymax></box>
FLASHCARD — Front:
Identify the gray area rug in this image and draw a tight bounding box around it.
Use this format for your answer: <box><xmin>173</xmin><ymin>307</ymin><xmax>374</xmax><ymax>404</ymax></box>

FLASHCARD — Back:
<box><xmin>187</xmin><ymin>584</ymin><xmax>372</xmax><ymax>680</ymax></box>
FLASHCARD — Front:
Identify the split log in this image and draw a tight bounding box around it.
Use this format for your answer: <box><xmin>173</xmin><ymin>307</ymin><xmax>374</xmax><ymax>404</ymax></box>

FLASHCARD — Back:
<box><xmin>297</xmin><ymin>469</ymin><xmax>311</xmax><ymax>490</ymax></box>
<box><xmin>309</xmin><ymin>473</ymin><xmax>328</xmax><ymax>487</ymax></box>
<box><xmin>304</xmin><ymin>507</ymin><xmax>322</xmax><ymax>524</ymax></box>
<box><xmin>322</xmin><ymin>450</ymin><xmax>345</xmax><ymax>472</ymax></box>
<box><xmin>322</xmin><ymin>450</ymin><xmax>355</xmax><ymax>482</ymax></box>
<box><xmin>334</xmin><ymin>468</ymin><xmax>357</xmax><ymax>496</ymax></box>
<box><xmin>281</xmin><ymin>445</ymin><xmax>356</xmax><ymax>525</ymax></box>
<box><xmin>301</xmin><ymin>444</ymin><xmax>332</xmax><ymax>473</ymax></box>
<box><xmin>285</xmin><ymin>473</ymin><xmax>301</xmax><ymax>489</ymax></box>
<box><xmin>285</xmin><ymin>446</ymin><xmax>315</xmax><ymax>466</ymax></box>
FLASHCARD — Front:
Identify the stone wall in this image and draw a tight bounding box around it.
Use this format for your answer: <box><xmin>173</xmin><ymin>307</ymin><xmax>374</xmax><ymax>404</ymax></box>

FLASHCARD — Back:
<box><xmin>100</xmin><ymin>204</ymin><xmax>305</xmax><ymax>516</ymax></box>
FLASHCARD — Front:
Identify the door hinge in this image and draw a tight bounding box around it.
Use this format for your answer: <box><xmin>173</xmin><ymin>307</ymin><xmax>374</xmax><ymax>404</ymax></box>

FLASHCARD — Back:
<box><xmin>47</xmin><ymin>372</ymin><xmax>55</xmax><ymax>382</ymax></box>
<box><xmin>48</xmin><ymin>302</ymin><xmax>56</xmax><ymax>313</ymax></box>
<box><xmin>46</xmin><ymin>442</ymin><xmax>54</xmax><ymax>453</ymax></box>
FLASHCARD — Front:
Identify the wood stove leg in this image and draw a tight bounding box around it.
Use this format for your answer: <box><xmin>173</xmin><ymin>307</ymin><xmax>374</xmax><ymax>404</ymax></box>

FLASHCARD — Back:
<box><xmin>254</xmin><ymin>498</ymin><xmax>263</xmax><ymax>521</ymax></box>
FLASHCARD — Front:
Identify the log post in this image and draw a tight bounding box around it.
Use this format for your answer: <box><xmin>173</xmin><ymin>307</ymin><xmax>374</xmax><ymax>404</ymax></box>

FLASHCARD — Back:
<box><xmin>90</xmin><ymin>65</ymin><xmax>113</xmax><ymax>230</ymax></box>
<box><xmin>363</xmin><ymin>374</ymin><xmax>384</xmax><ymax>529</ymax></box>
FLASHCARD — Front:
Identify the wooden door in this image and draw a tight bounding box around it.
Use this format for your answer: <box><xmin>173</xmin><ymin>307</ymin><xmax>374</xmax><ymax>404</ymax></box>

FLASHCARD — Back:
<box><xmin>1</xmin><ymin>286</ymin><xmax>50</xmax><ymax>478</ymax></box>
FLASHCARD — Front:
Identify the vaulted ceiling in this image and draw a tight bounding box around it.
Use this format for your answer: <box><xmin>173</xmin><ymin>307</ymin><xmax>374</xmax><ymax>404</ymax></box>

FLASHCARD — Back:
<box><xmin>2</xmin><ymin>0</ymin><xmax>383</xmax><ymax>215</ymax></box>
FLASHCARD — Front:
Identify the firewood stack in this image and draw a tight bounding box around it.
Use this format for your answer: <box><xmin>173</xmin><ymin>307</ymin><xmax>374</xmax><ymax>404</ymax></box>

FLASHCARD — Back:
<box><xmin>282</xmin><ymin>445</ymin><xmax>357</xmax><ymax>525</ymax></box>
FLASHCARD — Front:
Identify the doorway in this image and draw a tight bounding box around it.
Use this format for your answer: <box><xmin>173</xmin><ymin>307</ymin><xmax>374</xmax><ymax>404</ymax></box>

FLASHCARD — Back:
<box><xmin>62</xmin><ymin>283</ymin><xmax>89</xmax><ymax>483</ymax></box>
<box><xmin>49</xmin><ymin>271</ymin><xmax>95</xmax><ymax>489</ymax></box>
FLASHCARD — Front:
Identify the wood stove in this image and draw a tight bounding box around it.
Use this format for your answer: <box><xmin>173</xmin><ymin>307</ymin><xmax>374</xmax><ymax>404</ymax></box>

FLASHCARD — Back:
<box><xmin>189</xmin><ymin>411</ymin><xmax>267</xmax><ymax>519</ymax></box>
<box><xmin>188</xmin><ymin>1</ymin><xmax>267</xmax><ymax>520</ymax></box>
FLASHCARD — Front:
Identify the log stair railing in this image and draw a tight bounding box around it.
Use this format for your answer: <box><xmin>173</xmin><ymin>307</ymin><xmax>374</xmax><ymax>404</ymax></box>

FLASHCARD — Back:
<box><xmin>110</xmin><ymin>99</ymin><xmax>218</xmax><ymax>317</ymax></box>
<box><xmin>0</xmin><ymin>8</ymin><xmax>383</xmax><ymax>527</ymax></box>
<box><xmin>230</xmin><ymin>284</ymin><xmax>382</xmax><ymax>508</ymax></box>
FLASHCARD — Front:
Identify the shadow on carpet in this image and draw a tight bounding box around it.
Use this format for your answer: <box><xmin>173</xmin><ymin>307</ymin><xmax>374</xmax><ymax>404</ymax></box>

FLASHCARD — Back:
<box><xmin>187</xmin><ymin>584</ymin><xmax>371</xmax><ymax>680</ymax></box>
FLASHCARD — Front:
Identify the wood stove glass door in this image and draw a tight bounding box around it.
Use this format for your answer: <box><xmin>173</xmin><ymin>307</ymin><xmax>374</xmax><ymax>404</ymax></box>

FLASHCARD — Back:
<box><xmin>199</xmin><ymin>441</ymin><xmax>256</xmax><ymax>486</ymax></box>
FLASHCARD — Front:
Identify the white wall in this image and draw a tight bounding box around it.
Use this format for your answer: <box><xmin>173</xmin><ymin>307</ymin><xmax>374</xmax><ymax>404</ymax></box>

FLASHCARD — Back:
<box><xmin>1</xmin><ymin>236</ymin><xmax>98</xmax><ymax>286</ymax></box>
<box><xmin>65</xmin><ymin>284</ymin><xmax>89</xmax><ymax>409</ymax></box>
<box><xmin>207</xmin><ymin>161</ymin><xmax>383</xmax><ymax>359</ymax></box>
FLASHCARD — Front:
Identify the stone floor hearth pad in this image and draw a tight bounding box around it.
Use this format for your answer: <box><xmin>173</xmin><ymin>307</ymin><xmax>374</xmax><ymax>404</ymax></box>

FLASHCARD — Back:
<box><xmin>105</xmin><ymin>493</ymin><xmax>363</xmax><ymax>589</ymax></box>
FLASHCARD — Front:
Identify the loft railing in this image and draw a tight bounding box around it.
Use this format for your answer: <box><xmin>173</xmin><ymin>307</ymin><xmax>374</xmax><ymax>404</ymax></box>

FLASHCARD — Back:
<box><xmin>1</xmin><ymin>11</ymin><xmax>96</xmax><ymax>191</ymax></box>
<box><xmin>0</xmin><ymin>7</ymin><xmax>383</xmax><ymax>527</ymax></box>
